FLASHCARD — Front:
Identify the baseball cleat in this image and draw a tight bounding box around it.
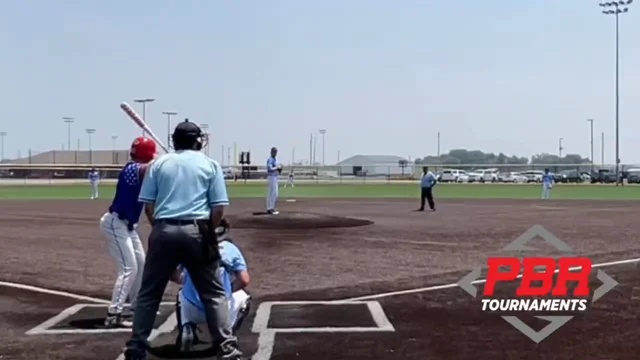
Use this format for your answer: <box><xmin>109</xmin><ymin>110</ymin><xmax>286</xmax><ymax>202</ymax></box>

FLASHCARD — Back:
<box><xmin>179</xmin><ymin>323</ymin><xmax>196</xmax><ymax>352</ymax></box>
<box><xmin>104</xmin><ymin>313</ymin><xmax>133</xmax><ymax>328</ymax></box>
<box><xmin>271</xmin><ymin>209</ymin><xmax>280</xmax><ymax>215</ymax></box>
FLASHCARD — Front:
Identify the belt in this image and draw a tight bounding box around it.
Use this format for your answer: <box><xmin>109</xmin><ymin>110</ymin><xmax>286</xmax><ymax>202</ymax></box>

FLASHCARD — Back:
<box><xmin>155</xmin><ymin>219</ymin><xmax>199</xmax><ymax>226</ymax></box>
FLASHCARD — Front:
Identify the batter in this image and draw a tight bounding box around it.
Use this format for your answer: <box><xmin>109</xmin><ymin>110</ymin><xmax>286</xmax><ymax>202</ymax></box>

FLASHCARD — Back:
<box><xmin>99</xmin><ymin>137</ymin><xmax>156</xmax><ymax>328</ymax></box>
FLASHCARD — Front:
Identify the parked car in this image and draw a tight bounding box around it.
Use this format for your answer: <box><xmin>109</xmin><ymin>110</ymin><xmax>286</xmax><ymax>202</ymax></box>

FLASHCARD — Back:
<box><xmin>476</xmin><ymin>169</ymin><xmax>499</xmax><ymax>183</ymax></box>
<box><xmin>467</xmin><ymin>171</ymin><xmax>483</xmax><ymax>183</ymax></box>
<box><xmin>501</xmin><ymin>172</ymin><xmax>528</xmax><ymax>183</ymax></box>
<box><xmin>591</xmin><ymin>169</ymin><xmax>618</xmax><ymax>183</ymax></box>
<box><xmin>626</xmin><ymin>169</ymin><xmax>640</xmax><ymax>184</ymax></box>
<box><xmin>521</xmin><ymin>170</ymin><xmax>544</xmax><ymax>183</ymax></box>
<box><xmin>557</xmin><ymin>169</ymin><xmax>583</xmax><ymax>183</ymax></box>
<box><xmin>441</xmin><ymin>169</ymin><xmax>469</xmax><ymax>183</ymax></box>
<box><xmin>580</xmin><ymin>172</ymin><xmax>591</xmax><ymax>182</ymax></box>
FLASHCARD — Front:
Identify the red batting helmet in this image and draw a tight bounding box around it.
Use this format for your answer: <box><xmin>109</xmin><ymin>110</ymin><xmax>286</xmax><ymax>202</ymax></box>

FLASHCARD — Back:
<box><xmin>130</xmin><ymin>136</ymin><xmax>156</xmax><ymax>163</ymax></box>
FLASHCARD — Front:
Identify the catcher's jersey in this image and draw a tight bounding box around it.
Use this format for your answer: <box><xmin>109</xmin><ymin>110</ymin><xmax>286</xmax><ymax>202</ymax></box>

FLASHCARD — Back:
<box><xmin>181</xmin><ymin>240</ymin><xmax>247</xmax><ymax>312</ymax></box>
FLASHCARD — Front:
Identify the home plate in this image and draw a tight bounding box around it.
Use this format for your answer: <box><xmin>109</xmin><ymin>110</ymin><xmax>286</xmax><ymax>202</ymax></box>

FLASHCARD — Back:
<box><xmin>286</xmin><ymin>199</ymin><xmax>297</xmax><ymax>202</ymax></box>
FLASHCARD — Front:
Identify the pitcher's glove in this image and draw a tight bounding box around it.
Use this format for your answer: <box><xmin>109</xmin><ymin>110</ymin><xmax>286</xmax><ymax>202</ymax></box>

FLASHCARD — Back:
<box><xmin>277</xmin><ymin>165</ymin><xmax>283</xmax><ymax>174</ymax></box>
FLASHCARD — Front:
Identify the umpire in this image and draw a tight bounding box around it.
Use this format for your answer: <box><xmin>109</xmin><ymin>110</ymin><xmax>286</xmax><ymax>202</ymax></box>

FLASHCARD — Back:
<box><xmin>418</xmin><ymin>166</ymin><xmax>436</xmax><ymax>212</ymax></box>
<box><xmin>124</xmin><ymin>120</ymin><xmax>242</xmax><ymax>360</ymax></box>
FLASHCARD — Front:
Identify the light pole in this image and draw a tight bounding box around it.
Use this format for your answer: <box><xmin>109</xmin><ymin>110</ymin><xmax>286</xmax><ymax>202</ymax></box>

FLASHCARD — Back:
<box><xmin>558</xmin><ymin>137</ymin><xmax>564</xmax><ymax>160</ymax></box>
<box><xmin>587</xmin><ymin>119</ymin><xmax>594</xmax><ymax>173</ymax></box>
<box><xmin>0</xmin><ymin>132</ymin><xmax>6</xmax><ymax>161</ymax></box>
<box><xmin>437</xmin><ymin>132</ymin><xmax>441</xmax><ymax>157</ymax></box>
<box><xmin>601</xmin><ymin>132</ymin><xmax>605</xmax><ymax>166</ymax></box>
<box><xmin>600</xmin><ymin>0</ymin><xmax>633</xmax><ymax>184</ymax></box>
<box><xmin>134</xmin><ymin>98</ymin><xmax>155</xmax><ymax>136</ymax></box>
<box><xmin>63</xmin><ymin>117</ymin><xmax>74</xmax><ymax>151</ymax></box>
<box><xmin>85</xmin><ymin>128</ymin><xmax>96</xmax><ymax>164</ymax></box>
<box><xmin>318</xmin><ymin>129</ymin><xmax>327</xmax><ymax>166</ymax></box>
<box><xmin>200</xmin><ymin>123</ymin><xmax>210</xmax><ymax>157</ymax></box>
<box><xmin>111</xmin><ymin>135</ymin><xmax>118</xmax><ymax>164</ymax></box>
<box><xmin>162</xmin><ymin>111</ymin><xmax>177</xmax><ymax>150</ymax></box>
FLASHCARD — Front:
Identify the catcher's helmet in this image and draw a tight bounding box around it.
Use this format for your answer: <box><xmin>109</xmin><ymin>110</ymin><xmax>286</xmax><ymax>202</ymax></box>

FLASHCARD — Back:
<box><xmin>172</xmin><ymin>119</ymin><xmax>207</xmax><ymax>151</ymax></box>
<box><xmin>130</xmin><ymin>136</ymin><xmax>156</xmax><ymax>163</ymax></box>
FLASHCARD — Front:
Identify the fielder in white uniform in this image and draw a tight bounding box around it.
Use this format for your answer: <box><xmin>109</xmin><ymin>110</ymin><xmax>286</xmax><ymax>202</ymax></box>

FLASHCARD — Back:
<box><xmin>99</xmin><ymin>137</ymin><xmax>156</xmax><ymax>328</ymax></box>
<box><xmin>266</xmin><ymin>147</ymin><xmax>281</xmax><ymax>214</ymax></box>
<box><xmin>284</xmin><ymin>169</ymin><xmax>295</xmax><ymax>187</ymax></box>
<box><xmin>541</xmin><ymin>168</ymin><xmax>553</xmax><ymax>199</ymax></box>
<box><xmin>173</xmin><ymin>219</ymin><xmax>252</xmax><ymax>352</ymax></box>
<box><xmin>89</xmin><ymin>168</ymin><xmax>100</xmax><ymax>199</ymax></box>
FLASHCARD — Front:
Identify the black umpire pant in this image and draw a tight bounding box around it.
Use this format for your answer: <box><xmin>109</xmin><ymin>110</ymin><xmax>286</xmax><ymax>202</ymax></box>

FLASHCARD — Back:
<box><xmin>125</xmin><ymin>220</ymin><xmax>238</xmax><ymax>359</ymax></box>
<box><xmin>420</xmin><ymin>187</ymin><xmax>435</xmax><ymax>211</ymax></box>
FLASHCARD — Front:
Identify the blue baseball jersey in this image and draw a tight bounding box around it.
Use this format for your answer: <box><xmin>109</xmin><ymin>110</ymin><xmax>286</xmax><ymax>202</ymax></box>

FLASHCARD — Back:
<box><xmin>89</xmin><ymin>171</ymin><xmax>99</xmax><ymax>182</ymax></box>
<box><xmin>139</xmin><ymin>150</ymin><xmax>229</xmax><ymax>220</ymax></box>
<box><xmin>542</xmin><ymin>173</ymin><xmax>553</xmax><ymax>184</ymax></box>
<box><xmin>180</xmin><ymin>240</ymin><xmax>248</xmax><ymax>312</ymax></box>
<box><xmin>108</xmin><ymin>162</ymin><xmax>144</xmax><ymax>225</ymax></box>
<box><xmin>421</xmin><ymin>171</ymin><xmax>436</xmax><ymax>188</ymax></box>
<box><xmin>266</xmin><ymin>157</ymin><xmax>278</xmax><ymax>177</ymax></box>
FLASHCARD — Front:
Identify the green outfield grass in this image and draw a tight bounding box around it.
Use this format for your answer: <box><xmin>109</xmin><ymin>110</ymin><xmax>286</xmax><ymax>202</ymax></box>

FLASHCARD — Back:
<box><xmin>0</xmin><ymin>183</ymin><xmax>639</xmax><ymax>200</ymax></box>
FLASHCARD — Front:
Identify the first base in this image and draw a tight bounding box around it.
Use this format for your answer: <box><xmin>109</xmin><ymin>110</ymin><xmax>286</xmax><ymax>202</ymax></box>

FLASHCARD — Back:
<box><xmin>286</xmin><ymin>199</ymin><xmax>297</xmax><ymax>203</ymax></box>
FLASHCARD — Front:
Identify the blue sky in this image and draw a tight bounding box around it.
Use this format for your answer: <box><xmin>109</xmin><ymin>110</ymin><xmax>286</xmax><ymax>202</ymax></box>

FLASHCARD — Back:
<box><xmin>1</xmin><ymin>1</ymin><xmax>639</xmax><ymax>165</ymax></box>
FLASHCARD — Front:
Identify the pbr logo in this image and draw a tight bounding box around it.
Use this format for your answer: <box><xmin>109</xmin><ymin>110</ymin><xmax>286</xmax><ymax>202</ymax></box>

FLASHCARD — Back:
<box><xmin>457</xmin><ymin>225</ymin><xmax>618</xmax><ymax>343</ymax></box>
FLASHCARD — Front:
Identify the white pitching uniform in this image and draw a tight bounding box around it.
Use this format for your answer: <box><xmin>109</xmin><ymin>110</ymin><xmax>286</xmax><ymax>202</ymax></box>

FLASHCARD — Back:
<box><xmin>266</xmin><ymin>155</ymin><xmax>279</xmax><ymax>214</ymax></box>
<box><xmin>89</xmin><ymin>170</ymin><xmax>100</xmax><ymax>199</ymax></box>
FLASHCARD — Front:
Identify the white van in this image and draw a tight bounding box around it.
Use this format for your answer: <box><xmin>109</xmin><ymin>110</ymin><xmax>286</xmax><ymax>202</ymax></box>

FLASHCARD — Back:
<box><xmin>441</xmin><ymin>169</ymin><xmax>469</xmax><ymax>183</ymax></box>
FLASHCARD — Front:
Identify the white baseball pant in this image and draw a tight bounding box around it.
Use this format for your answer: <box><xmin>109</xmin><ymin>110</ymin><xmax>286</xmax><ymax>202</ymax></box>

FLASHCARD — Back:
<box><xmin>90</xmin><ymin>181</ymin><xmax>99</xmax><ymax>199</ymax></box>
<box><xmin>179</xmin><ymin>289</ymin><xmax>250</xmax><ymax>327</ymax></box>
<box><xmin>541</xmin><ymin>182</ymin><xmax>552</xmax><ymax>199</ymax></box>
<box><xmin>99</xmin><ymin>212</ymin><xmax>145</xmax><ymax>314</ymax></box>
<box><xmin>266</xmin><ymin>176</ymin><xmax>279</xmax><ymax>210</ymax></box>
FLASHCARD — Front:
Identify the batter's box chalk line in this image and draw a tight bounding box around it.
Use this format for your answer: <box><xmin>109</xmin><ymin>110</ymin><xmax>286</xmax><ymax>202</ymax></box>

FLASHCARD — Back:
<box><xmin>25</xmin><ymin>302</ymin><xmax>175</xmax><ymax>335</ymax></box>
<box><xmin>251</xmin><ymin>300</ymin><xmax>395</xmax><ymax>360</ymax></box>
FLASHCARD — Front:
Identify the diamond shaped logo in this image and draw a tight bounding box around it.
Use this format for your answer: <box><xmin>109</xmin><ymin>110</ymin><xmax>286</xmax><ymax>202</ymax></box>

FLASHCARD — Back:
<box><xmin>457</xmin><ymin>225</ymin><xmax>618</xmax><ymax>343</ymax></box>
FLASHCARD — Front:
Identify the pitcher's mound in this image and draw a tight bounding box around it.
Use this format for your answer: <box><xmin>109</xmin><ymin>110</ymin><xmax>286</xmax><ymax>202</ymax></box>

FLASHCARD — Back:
<box><xmin>228</xmin><ymin>212</ymin><xmax>373</xmax><ymax>230</ymax></box>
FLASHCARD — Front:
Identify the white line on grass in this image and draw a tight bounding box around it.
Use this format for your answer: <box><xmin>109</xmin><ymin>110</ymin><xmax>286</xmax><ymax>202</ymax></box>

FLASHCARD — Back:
<box><xmin>340</xmin><ymin>257</ymin><xmax>640</xmax><ymax>302</ymax></box>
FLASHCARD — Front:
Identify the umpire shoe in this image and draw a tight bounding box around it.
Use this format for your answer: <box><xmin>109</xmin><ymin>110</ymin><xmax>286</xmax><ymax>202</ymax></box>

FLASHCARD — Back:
<box><xmin>104</xmin><ymin>312</ymin><xmax>132</xmax><ymax>328</ymax></box>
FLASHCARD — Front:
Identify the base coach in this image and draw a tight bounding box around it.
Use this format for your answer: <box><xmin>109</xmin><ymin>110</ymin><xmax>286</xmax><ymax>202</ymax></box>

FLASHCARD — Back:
<box><xmin>124</xmin><ymin>120</ymin><xmax>242</xmax><ymax>360</ymax></box>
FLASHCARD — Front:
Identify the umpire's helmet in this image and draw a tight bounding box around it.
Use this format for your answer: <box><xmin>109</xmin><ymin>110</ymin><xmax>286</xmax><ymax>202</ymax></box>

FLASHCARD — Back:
<box><xmin>172</xmin><ymin>119</ymin><xmax>205</xmax><ymax>151</ymax></box>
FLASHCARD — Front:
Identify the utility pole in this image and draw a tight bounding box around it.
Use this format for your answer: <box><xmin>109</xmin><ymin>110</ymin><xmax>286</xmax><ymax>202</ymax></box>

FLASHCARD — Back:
<box><xmin>162</xmin><ymin>111</ymin><xmax>177</xmax><ymax>150</ymax></box>
<box><xmin>587</xmin><ymin>119</ymin><xmax>594</xmax><ymax>173</ymax></box>
<box><xmin>111</xmin><ymin>135</ymin><xmax>118</xmax><ymax>164</ymax></box>
<box><xmin>200</xmin><ymin>123</ymin><xmax>210</xmax><ymax>157</ymax></box>
<box><xmin>312</xmin><ymin>134</ymin><xmax>317</xmax><ymax>165</ymax></box>
<box><xmin>0</xmin><ymin>132</ymin><xmax>6</xmax><ymax>161</ymax></box>
<box><xmin>601</xmin><ymin>132</ymin><xmax>605</xmax><ymax>166</ymax></box>
<box><xmin>85</xmin><ymin>128</ymin><xmax>96</xmax><ymax>164</ymax></box>
<box><xmin>599</xmin><ymin>0</ymin><xmax>633</xmax><ymax>185</ymax></box>
<box><xmin>291</xmin><ymin>147</ymin><xmax>295</xmax><ymax>165</ymax></box>
<box><xmin>63</xmin><ymin>117</ymin><xmax>74</xmax><ymax>151</ymax></box>
<box><xmin>134</xmin><ymin>98</ymin><xmax>155</xmax><ymax>136</ymax></box>
<box><xmin>318</xmin><ymin>129</ymin><xmax>327</xmax><ymax>166</ymax></box>
<box><xmin>309</xmin><ymin>133</ymin><xmax>313</xmax><ymax>165</ymax></box>
<box><xmin>558</xmin><ymin>137</ymin><xmax>564</xmax><ymax>160</ymax></box>
<box><xmin>437</xmin><ymin>132</ymin><xmax>441</xmax><ymax>157</ymax></box>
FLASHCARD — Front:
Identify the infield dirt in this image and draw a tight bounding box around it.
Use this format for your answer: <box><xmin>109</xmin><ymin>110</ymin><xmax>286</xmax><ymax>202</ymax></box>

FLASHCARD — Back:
<box><xmin>1</xmin><ymin>197</ymin><xmax>640</xmax><ymax>360</ymax></box>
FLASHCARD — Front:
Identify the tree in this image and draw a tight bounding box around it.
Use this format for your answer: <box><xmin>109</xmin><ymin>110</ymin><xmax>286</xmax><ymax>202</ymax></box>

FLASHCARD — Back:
<box><xmin>415</xmin><ymin>149</ymin><xmax>528</xmax><ymax>165</ymax></box>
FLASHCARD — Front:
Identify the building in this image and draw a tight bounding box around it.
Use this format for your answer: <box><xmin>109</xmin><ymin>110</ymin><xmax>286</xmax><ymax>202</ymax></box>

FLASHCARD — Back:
<box><xmin>7</xmin><ymin>150</ymin><xmax>131</xmax><ymax>165</ymax></box>
<box><xmin>337</xmin><ymin>155</ymin><xmax>410</xmax><ymax>176</ymax></box>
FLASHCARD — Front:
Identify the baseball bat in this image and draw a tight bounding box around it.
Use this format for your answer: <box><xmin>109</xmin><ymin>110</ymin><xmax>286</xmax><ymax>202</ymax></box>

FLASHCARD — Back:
<box><xmin>120</xmin><ymin>102</ymin><xmax>170</xmax><ymax>153</ymax></box>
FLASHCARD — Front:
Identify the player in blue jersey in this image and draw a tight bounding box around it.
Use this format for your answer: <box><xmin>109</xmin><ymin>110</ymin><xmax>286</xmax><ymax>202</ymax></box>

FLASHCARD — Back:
<box><xmin>266</xmin><ymin>147</ymin><xmax>281</xmax><ymax>214</ymax></box>
<box><xmin>89</xmin><ymin>168</ymin><xmax>100</xmax><ymax>199</ymax></box>
<box><xmin>541</xmin><ymin>168</ymin><xmax>554</xmax><ymax>199</ymax></box>
<box><xmin>99</xmin><ymin>137</ymin><xmax>156</xmax><ymax>328</ymax></box>
<box><xmin>172</xmin><ymin>218</ymin><xmax>252</xmax><ymax>352</ymax></box>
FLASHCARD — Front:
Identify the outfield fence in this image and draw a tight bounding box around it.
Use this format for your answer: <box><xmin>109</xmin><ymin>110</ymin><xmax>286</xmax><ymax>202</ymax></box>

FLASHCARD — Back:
<box><xmin>0</xmin><ymin>163</ymin><xmax>637</xmax><ymax>185</ymax></box>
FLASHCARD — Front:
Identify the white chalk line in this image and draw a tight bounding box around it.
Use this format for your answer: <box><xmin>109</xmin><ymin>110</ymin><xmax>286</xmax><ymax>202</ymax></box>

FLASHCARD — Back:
<box><xmin>340</xmin><ymin>257</ymin><xmax>640</xmax><ymax>302</ymax></box>
<box><xmin>251</xmin><ymin>300</ymin><xmax>395</xmax><ymax>360</ymax></box>
<box><xmin>0</xmin><ymin>280</ymin><xmax>110</xmax><ymax>304</ymax></box>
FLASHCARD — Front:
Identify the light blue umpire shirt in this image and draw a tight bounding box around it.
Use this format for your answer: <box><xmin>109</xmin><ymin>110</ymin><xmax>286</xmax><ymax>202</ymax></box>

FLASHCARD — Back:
<box><xmin>138</xmin><ymin>150</ymin><xmax>229</xmax><ymax>219</ymax></box>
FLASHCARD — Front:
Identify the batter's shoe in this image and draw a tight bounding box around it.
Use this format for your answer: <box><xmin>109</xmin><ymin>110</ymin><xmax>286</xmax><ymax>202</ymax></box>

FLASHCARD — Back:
<box><xmin>104</xmin><ymin>313</ymin><xmax>132</xmax><ymax>328</ymax></box>
<box><xmin>271</xmin><ymin>209</ymin><xmax>280</xmax><ymax>215</ymax></box>
<box><xmin>178</xmin><ymin>322</ymin><xmax>198</xmax><ymax>352</ymax></box>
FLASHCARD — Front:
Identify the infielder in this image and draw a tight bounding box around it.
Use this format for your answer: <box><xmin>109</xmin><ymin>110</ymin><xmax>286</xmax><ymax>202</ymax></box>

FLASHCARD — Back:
<box><xmin>418</xmin><ymin>166</ymin><xmax>437</xmax><ymax>211</ymax></box>
<box><xmin>284</xmin><ymin>168</ymin><xmax>295</xmax><ymax>187</ymax></box>
<box><xmin>99</xmin><ymin>137</ymin><xmax>156</xmax><ymax>328</ymax></box>
<box><xmin>541</xmin><ymin>168</ymin><xmax>553</xmax><ymax>199</ymax></box>
<box><xmin>266</xmin><ymin>147</ymin><xmax>282</xmax><ymax>214</ymax></box>
<box><xmin>173</xmin><ymin>218</ymin><xmax>252</xmax><ymax>352</ymax></box>
<box><xmin>89</xmin><ymin>168</ymin><xmax>100</xmax><ymax>199</ymax></box>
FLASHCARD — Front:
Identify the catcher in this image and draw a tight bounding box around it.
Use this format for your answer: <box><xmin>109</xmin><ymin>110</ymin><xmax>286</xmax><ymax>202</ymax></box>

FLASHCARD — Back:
<box><xmin>171</xmin><ymin>218</ymin><xmax>252</xmax><ymax>352</ymax></box>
